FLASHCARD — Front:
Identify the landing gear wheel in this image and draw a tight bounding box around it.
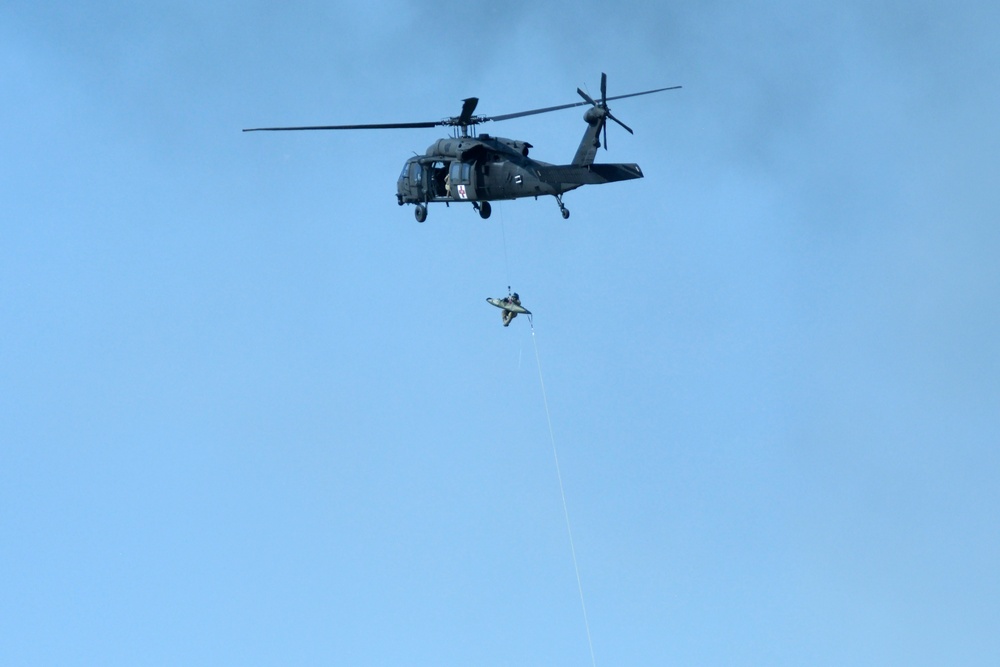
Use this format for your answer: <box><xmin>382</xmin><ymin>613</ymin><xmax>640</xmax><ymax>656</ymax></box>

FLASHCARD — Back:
<box><xmin>414</xmin><ymin>204</ymin><xmax>427</xmax><ymax>223</ymax></box>
<box><xmin>555</xmin><ymin>194</ymin><xmax>570</xmax><ymax>219</ymax></box>
<box><xmin>479</xmin><ymin>201</ymin><xmax>492</xmax><ymax>219</ymax></box>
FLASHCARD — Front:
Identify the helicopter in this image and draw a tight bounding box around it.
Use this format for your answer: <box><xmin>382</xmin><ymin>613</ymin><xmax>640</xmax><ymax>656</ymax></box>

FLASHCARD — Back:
<box><xmin>243</xmin><ymin>73</ymin><xmax>680</xmax><ymax>222</ymax></box>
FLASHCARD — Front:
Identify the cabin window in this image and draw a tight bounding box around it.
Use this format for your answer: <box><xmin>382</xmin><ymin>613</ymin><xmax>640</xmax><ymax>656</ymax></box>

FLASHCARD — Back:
<box><xmin>450</xmin><ymin>161</ymin><xmax>472</xmax><ymax>184</ymax></box>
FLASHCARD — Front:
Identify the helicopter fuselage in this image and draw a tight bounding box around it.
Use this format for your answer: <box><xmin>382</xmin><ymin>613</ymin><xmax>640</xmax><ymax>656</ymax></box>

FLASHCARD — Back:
<box><xmin>396</xmin><ymin>109</ymin><xmax>644</xmax><ymax>222</ymax></box>
<box><xmin>396</xmin><ymin>134</ymin><xmax>573</xmax><ymax>206</ymax></box>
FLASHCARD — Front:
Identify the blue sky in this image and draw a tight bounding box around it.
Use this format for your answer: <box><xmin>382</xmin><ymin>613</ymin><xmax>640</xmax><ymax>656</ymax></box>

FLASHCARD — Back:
<box><xmin>3</xmin><ymin>2</ymin><xmax>999</xmax><ymax>665</ymax></box>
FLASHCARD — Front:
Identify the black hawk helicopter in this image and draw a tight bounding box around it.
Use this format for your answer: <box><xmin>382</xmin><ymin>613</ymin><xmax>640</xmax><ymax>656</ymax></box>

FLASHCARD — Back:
<box><xmin>244</xmin><ymin>73</ymin><xmax>679</xmax><ymax>222</ymax></box>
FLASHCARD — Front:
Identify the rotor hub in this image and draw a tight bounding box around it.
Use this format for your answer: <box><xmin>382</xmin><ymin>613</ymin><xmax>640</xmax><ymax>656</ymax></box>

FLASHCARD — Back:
<box><xmin>583</xmin><ymin>106</ymin><xmax>605</xmax><ymax>126</ymax></box>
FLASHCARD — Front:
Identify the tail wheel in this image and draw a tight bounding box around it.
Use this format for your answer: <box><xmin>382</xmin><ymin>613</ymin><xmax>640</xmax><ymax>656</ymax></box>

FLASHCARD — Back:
<box><xmin>479</xmin><ymin>201</ymin><xmax>492</xmax><ymax>219</ymax></box>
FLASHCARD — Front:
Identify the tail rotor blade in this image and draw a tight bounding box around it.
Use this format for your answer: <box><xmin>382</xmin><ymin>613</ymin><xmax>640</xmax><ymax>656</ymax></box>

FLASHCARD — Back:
<box><xmin>601</xmin><ymin>72</ymin><xmax>609</xmax><ymax>149</ymax></box>
<box><xmin>577</xmin><ymin>87</ymin><xmax>598</xmax><ymax>107</ymax></box>
<box><xmin>608</xmin><ymin>113</ymin><xmax>633</xmax><ymax>135</ymax></box>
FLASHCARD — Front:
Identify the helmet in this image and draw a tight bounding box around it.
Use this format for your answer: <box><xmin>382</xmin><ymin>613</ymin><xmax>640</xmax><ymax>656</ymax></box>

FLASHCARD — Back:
<box><xmin>512</xmin><ymin>293</ymin><xmax>519</xmax><ymax>300</ymax></box>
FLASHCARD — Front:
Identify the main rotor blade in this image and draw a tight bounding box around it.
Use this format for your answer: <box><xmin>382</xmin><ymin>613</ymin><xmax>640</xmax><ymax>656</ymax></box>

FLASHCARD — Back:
<box><xmin>485</xmin><ymin>84</ymin><xmax>681</xmax><ymax>123</ymax></box>
<box><xmin>457</xmin><ymin>97</ymin><xmax>479</xmax><ymax>126</ymax></box>
<box><xmin>604</xmin><ymin>85</ymin><xmax>682</xmax><ymax>104</ymax></box>
<box><xmin>243</xmin><ymin>85</ymin><xmax>682</xmax><ymax>132</ymax></box>
<box><xmin>486</xmin><ymin>99</ymin><xmax>593</xmax><ymax>123</ymax></box>
<box><xmin>242</xmin><ymin>121</ymin><xmax>440</xmax><ymax>132</ymax></box>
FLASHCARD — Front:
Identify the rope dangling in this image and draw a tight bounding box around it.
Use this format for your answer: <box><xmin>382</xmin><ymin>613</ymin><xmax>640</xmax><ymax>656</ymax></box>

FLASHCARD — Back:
<box><xmin>530</xmin><ymin>322</ymin><xmax>596</xmax><ymax>667</ymax></box>
<box><xmin>499</xmin><ymin>205</ymin><xmax>513</xmax><ymax>295</ymax></box>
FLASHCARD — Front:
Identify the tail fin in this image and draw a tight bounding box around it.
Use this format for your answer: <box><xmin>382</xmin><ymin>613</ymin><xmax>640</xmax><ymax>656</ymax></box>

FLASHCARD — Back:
<box><xmin>570</xmin><ymin>72</ymin><xmax>679</xmax><ymax>166</ymax></box>
<box><xmin>571</xmin><ymin>107</ymin><xmax>606</xmax><ymax>166</ymax></box>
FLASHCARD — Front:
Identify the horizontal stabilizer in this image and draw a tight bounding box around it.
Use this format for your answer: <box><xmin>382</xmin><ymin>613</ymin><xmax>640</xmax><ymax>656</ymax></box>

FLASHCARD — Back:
<box><xmin>538</xmin><ymin>163</ymin><xmax>643</xmax><ymax>185</ymax></box>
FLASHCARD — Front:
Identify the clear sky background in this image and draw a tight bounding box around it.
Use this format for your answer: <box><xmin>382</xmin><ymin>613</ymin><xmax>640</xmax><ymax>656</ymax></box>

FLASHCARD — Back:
<box><xmin>3</xmin><ymin>2</ymin><xmax>999</xmax><ymax>665</ymax></box>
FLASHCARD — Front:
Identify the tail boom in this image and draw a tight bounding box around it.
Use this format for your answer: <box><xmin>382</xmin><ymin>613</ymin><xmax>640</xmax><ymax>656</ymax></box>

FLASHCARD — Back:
<box><xmin>538</xmin><ymin>163</ymin><xmax>643</xmax><ymax>186</ymax></box>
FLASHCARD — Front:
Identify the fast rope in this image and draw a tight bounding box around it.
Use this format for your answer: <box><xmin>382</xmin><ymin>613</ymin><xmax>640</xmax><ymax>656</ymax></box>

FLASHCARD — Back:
<box><xmin>530</xmin><ymin>319</ymin><xmax>597</xmax><ymax>667</ymax></box>
<box><xmin>498</xmin><ymin>204</ymin><xmax>512</xmax><ymax>297</ymax></box>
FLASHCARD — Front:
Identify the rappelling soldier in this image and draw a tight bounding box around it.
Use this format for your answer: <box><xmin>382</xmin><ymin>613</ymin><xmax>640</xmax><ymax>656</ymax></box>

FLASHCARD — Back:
<box><xmin>501</xmin><ymin>293</ymin><xmax>521</xmax><ymax>327</ymax></box>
